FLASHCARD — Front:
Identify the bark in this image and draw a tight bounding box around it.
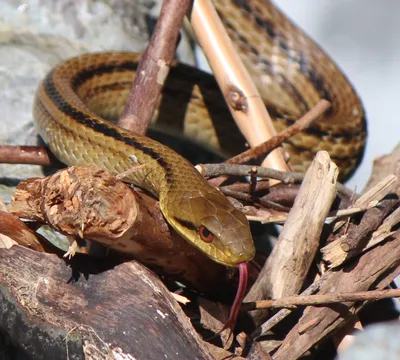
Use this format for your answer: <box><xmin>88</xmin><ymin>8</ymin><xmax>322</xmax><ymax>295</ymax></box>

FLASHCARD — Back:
<box><xmin>0</xmin><ymin>245</ymin><xmax>213</xmax><ymax>360</ymax></box>
<box><xmin>9</xmin><ymin>166</ymin><xmax>230</xmax><ymax>294</ymax></box>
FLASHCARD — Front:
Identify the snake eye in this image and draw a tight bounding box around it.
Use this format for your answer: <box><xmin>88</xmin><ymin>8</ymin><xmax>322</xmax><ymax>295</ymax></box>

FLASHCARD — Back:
<box><xmin>199</xmin><ymin>225</ymin><xmax>214</xmax><ymax>243</ymax></box>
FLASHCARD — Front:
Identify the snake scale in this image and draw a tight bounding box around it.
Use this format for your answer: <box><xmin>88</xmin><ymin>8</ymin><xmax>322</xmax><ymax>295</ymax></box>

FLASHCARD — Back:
<box><xmin>33</xmin><ymin>0</ymin><xmax>367</xmax><ymax>268</ymax></box>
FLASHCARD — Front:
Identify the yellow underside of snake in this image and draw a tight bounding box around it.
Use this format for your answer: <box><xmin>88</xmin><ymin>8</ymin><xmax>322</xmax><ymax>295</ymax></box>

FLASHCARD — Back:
<box><xmin>33</xmin><ymin>0</ymin><xmax>367</xmax><ymax>267</ymax></box>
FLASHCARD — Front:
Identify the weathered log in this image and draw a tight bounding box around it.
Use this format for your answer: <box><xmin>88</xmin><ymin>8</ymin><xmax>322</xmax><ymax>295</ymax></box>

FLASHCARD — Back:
<box><xmin>0</xmin><ymin>245</ymin><xmax>213</xmax><ymax>360</ymax></box>
<box><xmin>272</xmin><ymin>230</ymin><xmax>400</xmax><ymax>360</ymax></box>
<box><xmin>9</xmin><ymin>166</ymin><xmax>232</xmax><ymax>294</ymax></box>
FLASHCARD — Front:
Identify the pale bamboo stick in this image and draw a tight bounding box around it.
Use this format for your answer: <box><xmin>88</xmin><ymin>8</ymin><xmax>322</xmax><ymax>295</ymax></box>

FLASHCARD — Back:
<box><xmin>190</xmin><ymin>0</ymin><xmax>289</xmax><ymax>172</ymax></box>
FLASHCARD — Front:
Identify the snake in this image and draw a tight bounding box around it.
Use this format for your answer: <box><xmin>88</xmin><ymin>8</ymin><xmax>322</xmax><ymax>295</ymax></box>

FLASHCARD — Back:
<box><xmin>33</xmin><ymin>0</ymin><xmax>367</xmax><ymax>268</ymax></box>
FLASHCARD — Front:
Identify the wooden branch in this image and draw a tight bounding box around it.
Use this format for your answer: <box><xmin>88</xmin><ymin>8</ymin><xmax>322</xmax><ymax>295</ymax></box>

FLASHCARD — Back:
<box><xmin>119</xmin><ymin>0</ymin><xmax>192</xmax><ymax>133</ymax></box>
<box><xmin>369</xmin><ymin>205</ymin><xmax>400</xmax><ymax>242</ymax></box>
<box><xmin>323</xmin><ymin>173</ymin><xmax>399</xmax><ymax>267</ymax></box>
<box><xmin>260</xmin><ymin>184</ymin><xmax>299</xmax><ymax>208</ymax></box>
<box><xmin>0</xmin><ymin>246</ymin><xmax>214</xmax><ymax>359</ymax></box>
<box><xmin>245</xmin><ymin>151</ymin><xmax>338</xmax><ymax>305</ymax></box>
<box><xmin>197</xmin><ymin>163</ymin><xmax>354</xmax><ymax>198</ymax></box>
<box><xmin>0</xmin><ymin>145</ymin><xmax>55</xmax><ymax>166</ymax></box>
<box><xmin>8</xmin><ymin>166</ymin><xmax>230</xmax><ymax>294</ymax></box>
<box><xmin>220</xmin><ymin>180</ymin><xmax>270</xmax><ymax>194</ymax></box>
<box><xmin>226</xmin><ymin>99</ymin><xmax>331</xmax><ymax>165</ymax></box>
<box><xmin>190</xmin><ymin>0</ymin><xmax>289</xmax><ymax>172</ymax></box>
<box><xmin>244</xmin><ymin>208</ymin><xmax>289</xmax><ymax>225</ymax></box>
<box><xmin>255</xmin><ymin>280</ymin><xmax>324</xmax><ymax>337</ymax></box>
<box><xmin>322</xmin><ymin>198</ymin><xmax>398</xmax><ymax>266</ymax></box>
<box><xmin>272</xmin><ymin>230</ymin><xmax>400</xmax><ymax>360</ymax></box>
<box><xmin>198</xmin><ymin>163</ymin><xmax>305</xmax><ymax>183</ymax></box>
<box><xmin>333</xmin><ymin>174</ymin><xmax>398</xmax><ymax>232</ymax></box>
<box><xmin>341</xmin><ymin>197</ymin><xmax>398</xmax><ymax>253</ymax></box>
<box><xmin>243</xmin><ymin>288</ymin><xmax>400</xmax><ymax>310</ymax></box>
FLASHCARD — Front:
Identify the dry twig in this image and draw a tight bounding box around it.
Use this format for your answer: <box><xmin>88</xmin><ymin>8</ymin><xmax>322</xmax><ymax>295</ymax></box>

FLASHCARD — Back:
<box><xmin>197</xmin><ymin>163</ymin><xmax>354</xmax><ymax>198</ymax></box>
<box><xmin>119</xmin><ymin>0</ymin><xmax>192</xmax><ymax>133</ymax></box>
<box><xmin>226</xmin><ymin>99</ymin><xmax>331</xmax><ymax>165</ymax></box>
<box><xmin>0</xmin><ymin>145</ymin><xmax>54</xmax><ymax>166</ymax></box>
<box><xmin>243</xmin><ymin>288</ymin><xmax>400</xmax><ymax>310</ymax></box>
<box><xmin>322</xmin><ymin>173</ymin><xmax>399</xmax><ymax>267</ymax></box>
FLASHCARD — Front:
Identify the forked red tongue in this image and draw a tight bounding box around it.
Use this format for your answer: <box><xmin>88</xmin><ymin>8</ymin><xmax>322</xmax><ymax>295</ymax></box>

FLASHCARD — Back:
<box><xmin>221</xmin><ymin>262</ymin><xmax>249</xmax><ymax>333</ymax></box>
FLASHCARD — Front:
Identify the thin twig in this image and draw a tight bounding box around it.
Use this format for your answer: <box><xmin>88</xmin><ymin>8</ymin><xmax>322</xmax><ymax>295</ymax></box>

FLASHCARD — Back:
<box><xmin>219</xmin><ymin>187</ymin><xmax>290</xmax><ymax>212</ymax></box>
<box><xmin>333</xmin><ymin>174</ymin><xmax>398</xmax><ymax>233</ymax></box>
<box><xmin>197</xmin><ymin>163</ymin><xmax>355</xmax><ymax>198</ymax></box>
<box><xmin>119</xmin><ymin>0</ymin><xmax>192</xmax><ymax>133</ymax></box>
<box><xmin>198</xmin><ymin>164</ymin><xmax>304</xmax><ymax>182</ymax></box>
<box><xmin>203</xmin><ymin>100</ymin><xmax>333</xmax><ymax>188</ymax></box>
<box><xmin>243</xmin><ymin>288</ymin><xmax>400</xmax><ymax>311</ymax></box>
<box><xmin>219</xmin><ymin>187</ymin><xmax>253</xmax><ymax>203</ymax></box>
<box><xmin>249</xmin><ymin>166</ymin><xmax>258</xmax><ymax>196</ymax></box>
<box><xmin>226</xmin><ymin>99</ymin><xmax>331</xmax><ymax>165</ymax></box>
<box><xmin>0</xmin><ymin>145</ymin><xmax>55</xmax><ymax>166</ymax></box>
<box><xmin>259</xmin><ymin>184</ymin><xmax>300</xmax><ymax>207</ymax></box>
<box><xmin>253</xmin><ymin>279</ymin><xmax>323</xmax><ymax>338</ymax></box>
<box><xmin>244</xmin><ymin>204</ymin><xmax>376</xmax><ymax>226</ymax></box>
<box><xmin>220</xmin><ymin>181</ymin><xmax>270</xmax><ymax>194</ymax></box>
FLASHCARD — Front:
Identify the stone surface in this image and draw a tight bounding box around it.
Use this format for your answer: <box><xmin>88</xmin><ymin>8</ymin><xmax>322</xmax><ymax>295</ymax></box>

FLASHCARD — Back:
<box><xmin>339</xmin><ymin>321</ymin><xmax>400</xmax><ymax>360</ymax></box>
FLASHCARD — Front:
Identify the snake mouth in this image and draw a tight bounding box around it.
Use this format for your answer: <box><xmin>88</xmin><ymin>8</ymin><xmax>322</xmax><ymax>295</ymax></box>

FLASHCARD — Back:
<box><xmin>212</xmin><ymin>244</ymin><xmax>256</xmax><ymax>267</ymax></box>
<box><xmin>225</xmin><ymin>252</ymin><xmax>255</xmax><ymax>267</ymax></box>
<box><xmin>190</xmin><ymin>234</ymin><xmax>255</xmax><ymax>267</ymax></box>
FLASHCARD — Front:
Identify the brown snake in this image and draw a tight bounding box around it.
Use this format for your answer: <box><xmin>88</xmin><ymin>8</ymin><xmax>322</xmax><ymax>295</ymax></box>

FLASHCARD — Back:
<box><xmin>33</xmin><ymin>0</ymin><xmax>367</xmax><ymax>268</ymax></box>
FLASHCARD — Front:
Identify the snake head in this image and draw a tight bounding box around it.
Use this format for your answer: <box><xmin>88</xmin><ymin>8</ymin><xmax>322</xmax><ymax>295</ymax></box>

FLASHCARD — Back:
<box><xmin>162</xmin><ymin>187</ymin><xmax>255</xmax><ymax>267</ymax></box>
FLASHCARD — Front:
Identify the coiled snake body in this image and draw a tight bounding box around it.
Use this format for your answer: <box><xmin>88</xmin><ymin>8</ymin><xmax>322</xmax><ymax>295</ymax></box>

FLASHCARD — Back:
<box><xmin>33</xmin><ymin>0</ymin><xmax>367</xmax><ymax>267</ymax></box>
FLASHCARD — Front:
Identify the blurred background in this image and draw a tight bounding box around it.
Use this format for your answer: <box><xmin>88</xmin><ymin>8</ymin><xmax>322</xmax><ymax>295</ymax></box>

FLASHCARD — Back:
<box><xmin>197</xmin><ymin>0</ymin><xmax>399</xmax><ymax>189</ymax></box>
<box><xmin>270</xmin><ymin>0</ymin><xmax>400</xmax><ymax>189</ymax></box>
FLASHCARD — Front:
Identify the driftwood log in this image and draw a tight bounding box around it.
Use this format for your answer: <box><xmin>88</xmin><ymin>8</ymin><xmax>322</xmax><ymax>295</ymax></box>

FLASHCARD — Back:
<box><xmin>8</xmin><ymin>166</ymin><xmax>236</xmax><ymax>296</ymax></box>
<box><xmin>0</xmin><ymin>245</ymin><xmax>214</xmax><ymax>360</ymax></box>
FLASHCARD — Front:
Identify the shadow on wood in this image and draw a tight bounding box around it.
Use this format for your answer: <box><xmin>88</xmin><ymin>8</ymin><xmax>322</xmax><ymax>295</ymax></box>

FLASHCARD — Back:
<box><xmin>0</xmin><ymin>245</ymin><xmax>213</xmax><ymax>359</ymax></box>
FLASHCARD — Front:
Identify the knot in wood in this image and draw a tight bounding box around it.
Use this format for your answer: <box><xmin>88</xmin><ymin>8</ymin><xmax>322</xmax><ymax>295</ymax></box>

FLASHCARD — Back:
<box><xmin>227</xmin><ymin>86</ymin><xmax>248</xmax><ymax>112</ymax></box>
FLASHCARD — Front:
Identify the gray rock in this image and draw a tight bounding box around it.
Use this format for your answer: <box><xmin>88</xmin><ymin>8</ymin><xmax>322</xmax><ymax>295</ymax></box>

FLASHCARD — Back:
<box><xmin>339</xmin><ymin>321</ymin><xmax>400</xmax><ymax>360</ymax></box>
